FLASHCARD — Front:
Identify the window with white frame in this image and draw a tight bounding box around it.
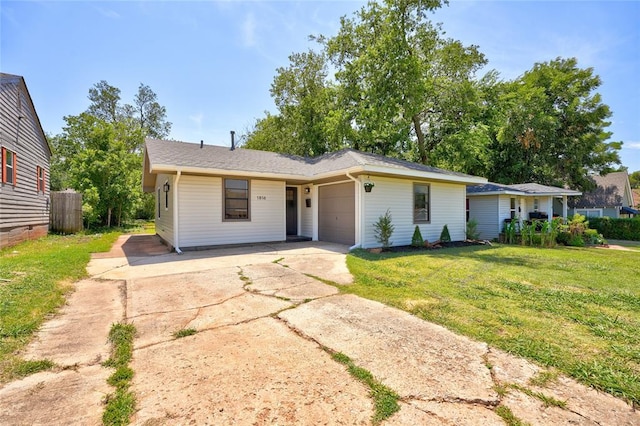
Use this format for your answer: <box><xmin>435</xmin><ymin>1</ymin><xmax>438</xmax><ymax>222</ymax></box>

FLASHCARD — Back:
<box><xmin>224</xmin><ymin>178</ymin><xmax>250</xmax><ymax>220</ymax></box>
<box><xmin>510</xmin><ymin>197</ymin><xmax>517</xmax><ymax>219</ymax></box>
<box><xmin>413</xmin><ymin>183</ymin><xmax>430</xmax><ymax>223</ymax></box>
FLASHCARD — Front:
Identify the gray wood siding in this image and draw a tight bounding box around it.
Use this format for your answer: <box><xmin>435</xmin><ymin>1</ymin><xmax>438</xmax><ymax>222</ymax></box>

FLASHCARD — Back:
<box><xmin>0</xmin><ymin>76</ymin><xmax>51</xmax><ymax>233</ymax></box>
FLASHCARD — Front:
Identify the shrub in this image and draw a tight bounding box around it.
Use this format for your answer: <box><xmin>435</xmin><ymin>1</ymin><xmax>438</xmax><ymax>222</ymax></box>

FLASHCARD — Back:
<box><xmin>557</xmin><ymin>231</ymin><xmax>571</xmax><ymax>246</ymax></box>
<box><xmin>411</xmin><ymin>226</ymin><xmax>424</xmax><ymax>247</ymax></box>
<box><xmin>439</xmin><ymin>224</ymin><xmax>451</xmax><ymax>242</ymax></box>
<box><xmin>374</xmin><ymin>209</ymin><xmax>395</xmax><ymax>249</ymax></box>
<box><xmin>589</xmin><ymin>217</ymin><xmax>640</xmax><ymax>241</ymax></box>
<box><xmin>466</xmin><ymin>219</ymin><xmax>480</xmax><ymax>240</ymax></box>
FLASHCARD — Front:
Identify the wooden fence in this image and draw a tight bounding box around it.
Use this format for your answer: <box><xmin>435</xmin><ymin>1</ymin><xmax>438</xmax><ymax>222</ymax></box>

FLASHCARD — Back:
<box><xmin>50</xmin><ymin>190</ymin><xmax>83</xmax><ymax>234</ymax></box>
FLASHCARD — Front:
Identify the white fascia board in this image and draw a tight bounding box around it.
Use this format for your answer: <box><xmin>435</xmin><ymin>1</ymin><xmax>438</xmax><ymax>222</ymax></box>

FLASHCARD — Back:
<box><xmin>149</xmin><ymin>164</ymin><xmax>310</xmax><ymax>181</ymax></box>
<box><xmin>467</xmin><ymin>190</ymin><xmax>524</xmax><ymax>197</ymax></box>
<box><xmin>523</xmin><ymin>191</ymin><xmax>582</xmax><ymax>197</ymax></box>
<box><xmin>349</xmin><ymin>164</ymin><xmax>488</xmax><ymax>185</ymax></box>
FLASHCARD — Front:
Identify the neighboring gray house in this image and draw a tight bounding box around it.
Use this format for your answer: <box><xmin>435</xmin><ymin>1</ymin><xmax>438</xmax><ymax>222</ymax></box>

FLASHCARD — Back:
<box><xmin>0</xmin><ymin>73</ymin><xmax>51</xmax><ymax>249</ymax></box>
<box><xmin>142</xmin><ymin>138</ymin><xmax>487</xmax><ymax>251</ymax></box>
<box><xmin>569</xmin><ymin>171</ymin><xmax>638</xmax><ymax>218</ymax></box>
<box><xmin>467</xmin><ymin>182</ymin><xmax>582</xmax><ymax>240</ymax></box>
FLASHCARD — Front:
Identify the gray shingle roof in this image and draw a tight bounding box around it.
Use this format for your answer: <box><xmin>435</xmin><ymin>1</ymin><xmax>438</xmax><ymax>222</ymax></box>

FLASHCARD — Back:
<box><xmin>144</xmin><ymin>138</ymin><xmax>484</xmax><ymax>181</ymax></box>
<box><xmin>467</xmin><ymin>182</ymin><xmax>581</xmax><ymax>196</ymax></box>
<box><xmin>570</xmin><ymin>172</ymin><xmax>630</xmax><ymax>208</ymax></box>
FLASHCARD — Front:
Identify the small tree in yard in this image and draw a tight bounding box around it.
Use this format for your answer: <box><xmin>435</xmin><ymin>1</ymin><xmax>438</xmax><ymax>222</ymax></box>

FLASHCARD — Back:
<box><xmin>411</xmin><ymin>226</ymin><xmax>424</xmax><ymax>247</ymax></box>
<box><xmin>374</xmin><ymin>209</ymin><xmax>395</xmax><ymax>249</ymax></box>
<box><xmin>440</xmin><ymin>224</ymin><xmax>451</xmax><ymax>243</ymax></box>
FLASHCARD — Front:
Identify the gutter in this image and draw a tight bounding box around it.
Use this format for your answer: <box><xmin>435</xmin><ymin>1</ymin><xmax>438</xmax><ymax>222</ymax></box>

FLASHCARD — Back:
<box><xmin>346</xmin><ymin>173</ymin><xmax>362</xmax><ymax>251</ymax></box>
<box><xmin>173</xmin><ymin>171</ymin><xmax>183</xmax><ymax>254</ymax></box>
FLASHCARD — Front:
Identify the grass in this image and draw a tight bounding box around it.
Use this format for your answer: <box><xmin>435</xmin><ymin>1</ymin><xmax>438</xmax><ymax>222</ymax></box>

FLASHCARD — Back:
<box><xmin>0</xmin><ymin>231</ymin><xmax>119</xmax><ymax>383</ymax></box>
<box><xmin>102</xmin><ymin>323</ymin><xmax>136</xmax><ymax>426</ymax></box>
<box><xmin>495</xmin><ymin>405</ymin><xmax>529</xmax><ymax>426</ymax></box>
<box><xmin>330</xmin><ymin>351</ymin><xmax>400</xmax><ymax>424</ymax></box>
<box><xmin>345</xmin><ymin>244</ymin><xmax>640</xmax><ymax>405</ymax></box>
<box><xmin>173</xmin><ymin>328</ymin><xmax>197</xmax><ymax>339</ymax></box>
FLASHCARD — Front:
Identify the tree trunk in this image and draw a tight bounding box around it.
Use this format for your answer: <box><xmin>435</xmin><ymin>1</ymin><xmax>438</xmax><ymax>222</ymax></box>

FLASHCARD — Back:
<box><xmin>107</xmin><ymin>207</ymin><xmax>112</xmax><ymax>228</ymax></box>
<box><xmin>413</xmin><ymin>114</ymin><xmax>428</xmax><ymax>165</ymax></box>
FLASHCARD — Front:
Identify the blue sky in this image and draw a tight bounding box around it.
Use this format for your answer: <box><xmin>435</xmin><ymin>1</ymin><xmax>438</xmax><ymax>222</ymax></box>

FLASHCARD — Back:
<box><xmin>2</xmin><ymin>1</ymin><xmax>639</xmax><ymax>172</ymax></box>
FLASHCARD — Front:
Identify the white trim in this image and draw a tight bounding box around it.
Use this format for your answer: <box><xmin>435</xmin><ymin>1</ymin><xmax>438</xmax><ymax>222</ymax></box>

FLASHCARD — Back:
<box><xmin>173</xmin><ymin>171</ymin><xmax>182</xmax><ymax>253</ymax></box>
<box><xmin>148</xmin><ymin>163</ymin><xmax>488</xmax><ymax>186</ymax></box>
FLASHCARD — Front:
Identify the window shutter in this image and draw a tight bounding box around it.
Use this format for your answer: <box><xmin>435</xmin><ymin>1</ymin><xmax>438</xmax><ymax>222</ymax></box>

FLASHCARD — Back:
<box><xmin>36</xmin><ymin>166</ymin><xmax>39</xmax><ymax>191</ymax></box>
<box><xmin>43</xmin><ymin>169</ymin><xmax>46</xmax><ymax>192</ymax></box>
<box><xmin>13</xmin><ymin>152</ymin><xmax>17</xmax><ymax>185</ymax></box>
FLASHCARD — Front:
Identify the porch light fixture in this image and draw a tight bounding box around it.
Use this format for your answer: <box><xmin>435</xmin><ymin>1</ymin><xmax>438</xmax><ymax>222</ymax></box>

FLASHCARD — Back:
<box><xmin>304</xmin><ymin>187</ymin><xmax>310</xmax><ymax>194</ymax></box>
<box><xmin>163</xmin><ymin>181</ymin><xmax>170</xmax><ymax>193</ymax></box>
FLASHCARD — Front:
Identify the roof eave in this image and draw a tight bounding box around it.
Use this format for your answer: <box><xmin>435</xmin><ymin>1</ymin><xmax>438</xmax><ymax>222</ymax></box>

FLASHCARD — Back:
<box><xmin>357</xmin><ymin>164</ymin><xmax>488</xmax><ymax>185</ymax></box>
<box><xmin>467</xmin><ymin>190</ymin><xmax>524</xmax><ymax>196</ymax></box>
<box><xmin>149</xmin><ymin>164</ymin><xmax>311</xmax><ymax>181</ymax></box>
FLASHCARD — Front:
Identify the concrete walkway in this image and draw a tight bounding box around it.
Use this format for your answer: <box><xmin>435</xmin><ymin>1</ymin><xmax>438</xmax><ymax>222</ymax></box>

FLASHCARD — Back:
<box><xmin>0</xmin><ymin>235</ymin><xmax>637</xmax><ymax>425</ymax></box>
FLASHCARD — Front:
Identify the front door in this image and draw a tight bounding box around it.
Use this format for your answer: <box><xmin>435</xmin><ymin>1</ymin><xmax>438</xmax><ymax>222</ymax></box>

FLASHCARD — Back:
<box><xmin>286</xmin><ymin>187</ymin><xmax>297</xmax><ymax>236</ymax></box>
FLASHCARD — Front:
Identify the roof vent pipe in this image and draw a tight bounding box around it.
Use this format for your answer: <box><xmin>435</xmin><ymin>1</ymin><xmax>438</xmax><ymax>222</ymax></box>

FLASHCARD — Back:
<box><xmin>230</xmin><ymin>130</ymin><xmax>235</xmax><ymax>151</ymax></box>
<box><xmin>200</xmin><ymin>140</ymin><xmax>203</xmax><ymax>149</ymax></box>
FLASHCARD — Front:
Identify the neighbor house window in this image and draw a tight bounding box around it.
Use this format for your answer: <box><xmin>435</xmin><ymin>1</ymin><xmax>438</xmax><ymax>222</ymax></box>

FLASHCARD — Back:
<box><xmin>1</xmin><ymin>147</ymin><xmax>16</xmax><ymax>185</ymax></box>
<box><xmin>224</xmin><ymin>178</ymin><xmax>250</xmax><ymax>220</ymax></box>
<box><xmin>533</xmin><ymin>198</ymin><xmax>539</xmax><ymax>211</ymax></box>
<box><xmin>575</xmin><ymin>209</ymin><xmax>602</xmax><ymax>218</ymax></box>
<box><xmin>36</xmin><ymin>166</ymin><xmax>45</xmax><ymax>193</ymax></box>
<box><xmin>510</xmin><ymin>197</ymin><xmax>517</xmax><ymax>219</ymax></box>
<box><xmin>413</xmin><ymin>183</ymin><xmax>430</xmax><ymax>223</ymax></box>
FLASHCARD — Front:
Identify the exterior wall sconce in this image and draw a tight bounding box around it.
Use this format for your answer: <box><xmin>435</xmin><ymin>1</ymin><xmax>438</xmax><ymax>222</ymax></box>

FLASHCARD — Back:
<box><xmin>364</xmin><ymin>177</ymin><xmax>375</xmax><ymax>193</ymax></box>
<box><xmin>304</xmin><ymin>187</ymin><xmax>310</xmax><ymax>194</ymax></box>
<box><xmin>163</xmin><ymin>181</ymin><xmax>170</xmax><ymax>193</ymax></box>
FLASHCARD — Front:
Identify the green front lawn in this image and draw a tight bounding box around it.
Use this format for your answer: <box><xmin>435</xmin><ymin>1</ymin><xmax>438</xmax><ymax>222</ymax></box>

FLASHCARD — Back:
<box><xmin>0</xmin><ymin>232</ymin><xmax>119</xmax><ymax>383</ymax></box>
<box><xmin>345</xmin><ymin>244</ymin><xmax>640</xmax><ymax>404</ymax></box>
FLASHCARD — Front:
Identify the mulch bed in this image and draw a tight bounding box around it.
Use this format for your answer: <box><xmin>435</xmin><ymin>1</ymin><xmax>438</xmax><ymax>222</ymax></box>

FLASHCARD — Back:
<box><xmin>385</xmin><ymin>240</ymin><xmax>488</xmax><ymax>253</ymax></box>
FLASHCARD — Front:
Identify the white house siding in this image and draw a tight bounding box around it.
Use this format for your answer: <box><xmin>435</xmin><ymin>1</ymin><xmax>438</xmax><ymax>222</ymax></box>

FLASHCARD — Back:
<box><xmin>468</xmin><ymin>196</ymin><xmax>499</xmax><ymax>240</ymax></box>
<box><xmin>178</xmin><ymin>175</ymin><xmax>285</xmax><ymax>248</ymax></box>
<box><xmin>361</xmin><ymin>176</ymin><xmax>466</xmax><ymax>248</ymax></box>
<box><xmin>300</xmin><ymin>185</ymin><xmax>313</xmax><ymax>238</ymax></box>
<box><xmin>498</xmin><ymin>195</ymin><xmax>514</xmax><ymax>233</ymax></box>
<box><xmin>155</xmin><ymin>173</ymin><xmax>174</xmax><ymax>247</ymax></box>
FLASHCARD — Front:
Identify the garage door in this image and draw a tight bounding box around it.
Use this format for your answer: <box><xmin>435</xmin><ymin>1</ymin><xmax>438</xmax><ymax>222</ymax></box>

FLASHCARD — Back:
<box><xmin>318</xmin><ymin>182</ymin><xmax>355</xmax><ymax>245</ymax></box>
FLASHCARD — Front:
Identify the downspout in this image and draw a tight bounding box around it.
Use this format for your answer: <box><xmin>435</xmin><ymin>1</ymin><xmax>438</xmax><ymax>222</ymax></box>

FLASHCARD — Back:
<box><xmin>346</xmin><ymin>173</ymin><xmax>362</xmax><ymax>250</ymax></box>
<box><xmin>173</xmin><ymin>171</ymin><xmax>182</xmax><ymax>254</ymax></box>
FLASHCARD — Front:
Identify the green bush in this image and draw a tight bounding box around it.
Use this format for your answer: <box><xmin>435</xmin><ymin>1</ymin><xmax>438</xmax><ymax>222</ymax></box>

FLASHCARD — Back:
<box><xmin>373</xmin><ymin>209</ymin><xmax>395</xmax><ymax>249</ymax></box>
<box><xmin>589</xmin><ymin>217</ymin><xmax>640</xmax><ymax>241</ymax></box>
<box><xmin>439</xmin><ymin>224</ymin><xmax>451</xmax><ymax>243</ymax></box>
<box><xmin>466</xmin><ymin>219</ymin><xmax>481</xmax><ymax>240</ymax></box>
<box><xmin>411</xmin><ymin>226</ymin><xmax>424</xmax><ymax>247</ymax></box>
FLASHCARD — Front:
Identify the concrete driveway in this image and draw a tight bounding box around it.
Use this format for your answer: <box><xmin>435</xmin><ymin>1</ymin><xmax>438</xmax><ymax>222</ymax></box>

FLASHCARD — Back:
<box><xmin>1</xmin><ymin>235</ymin><xmax>637</xmax><ymax>425</ymax></box>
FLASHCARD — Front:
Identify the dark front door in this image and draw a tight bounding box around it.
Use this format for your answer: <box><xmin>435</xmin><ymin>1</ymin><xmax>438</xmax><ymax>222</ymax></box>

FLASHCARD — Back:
<box><xmin>286</xmin><ymin>187</ymin><xmax>297</xmax><ymax>236</ymax></box>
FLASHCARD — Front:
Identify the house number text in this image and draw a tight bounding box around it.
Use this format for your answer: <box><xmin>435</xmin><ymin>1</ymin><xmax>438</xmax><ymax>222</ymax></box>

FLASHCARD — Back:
<box><xmin>256</xmin><ymin>195</ymin><xmax>267</xmax><ymax>200</ymax></box>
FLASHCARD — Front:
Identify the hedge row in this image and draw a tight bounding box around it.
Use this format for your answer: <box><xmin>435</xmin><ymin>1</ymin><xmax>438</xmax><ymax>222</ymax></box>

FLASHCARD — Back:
<box><xmin>588</xmin><ymin>217</ymin><xmax>640</xmax><ymax>241</ymax></box>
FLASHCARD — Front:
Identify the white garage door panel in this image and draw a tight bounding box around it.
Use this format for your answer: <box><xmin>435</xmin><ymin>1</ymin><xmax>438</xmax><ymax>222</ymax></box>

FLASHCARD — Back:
<box><xmin>319</xmin><ymin>183</ymin><xmax>355</xmax><ymax>245</ymax></box>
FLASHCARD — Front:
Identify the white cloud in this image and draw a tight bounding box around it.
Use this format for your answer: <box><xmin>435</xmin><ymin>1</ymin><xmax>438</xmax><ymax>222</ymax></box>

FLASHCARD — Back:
<box><xmin>625</xmin><ymin>142</ymin><xmax>640</xmax><ymax>150</ymax></box>
<box><xmin>189</xmin><ymin>113</ymin><xmax>204</xmax><ymax>127</ymax></box>
<box><xmin>96</xmin><ymin>7</ymin><xmax>120</xmax><ymax>19</ymax></box>
<box><xmin>241</xmin><ymin>13</ymin><xmax>256</xmax><ymax>47</ymax></box>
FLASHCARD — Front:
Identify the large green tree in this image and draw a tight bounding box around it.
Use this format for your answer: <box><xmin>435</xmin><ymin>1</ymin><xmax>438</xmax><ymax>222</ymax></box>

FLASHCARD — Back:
<box><xmin>489</xmin><ymin>57</ymin><xmax>621</xmax><ymax>190</ymax></box>
<box><xmin>50</xmin><ymin>81</ymin><xmax>171</xmax><ymax>226</ymax></box>
<box><xmin>245</xmin><ymin>50</ymin><xmax>344</xmax><ymax>156</ymax></box>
